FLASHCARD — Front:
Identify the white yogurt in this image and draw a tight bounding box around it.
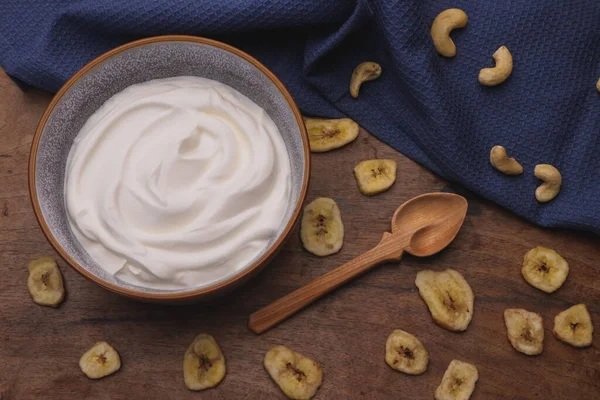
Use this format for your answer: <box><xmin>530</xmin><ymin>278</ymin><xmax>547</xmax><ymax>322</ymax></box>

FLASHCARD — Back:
<box><xmin>65</xmin><ymin>76</ymin><xmax>291</xmax><ymax>290</ymax></box>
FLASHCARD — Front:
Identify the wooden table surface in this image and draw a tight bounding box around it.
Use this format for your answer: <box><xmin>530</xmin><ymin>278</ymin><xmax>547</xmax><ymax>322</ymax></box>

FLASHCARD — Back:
<box><xmin>0</xmin><ymin>67</ymin><xmax>598</xmax><ymax>400</ymax></box>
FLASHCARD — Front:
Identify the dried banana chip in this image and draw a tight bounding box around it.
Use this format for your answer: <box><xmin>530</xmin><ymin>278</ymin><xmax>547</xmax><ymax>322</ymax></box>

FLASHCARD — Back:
<box><xmin>553</xmin><ymin>304</ymin><xmax>594</xmax><ymax>348</ymax></box>
<box><xmin>79</xmin><ymin>342</ymin><xmax>121</xmax><ymax>379</ymax></box>
<box><xmin>304</xmin><ymin>117</ymin><xmax>359</xmax><ymax>152</ymax></box>
<box><xmin>521</xmin><ymin>246</ymin><xmax>569</xmax><ymax>293</ymax></box>
<box><xmin>353</xmin><ymin>159</ymin><xmax>397</xmax><ymax>196</ymax></box>
<box><xmin>300</xmin><ymin>197</ymin><xmax>344</xmax><ymax>257</ymax></box>
<box><xmin>264</xmin><ymin>345</ymin><xmax>323</xmax><ymax>400</ymax></box>
<box><xmin>385</xmin><ymin>329</ymin><xmax>429</xmax><ymax>375</ymax></box>
<box><xmin>183</xmin><ymin>334</ymin><xmax>226</xmax><ymax>390</ymax></box>
<box><xmin>503</xmin><ymin>309</ymin><xmax>544</xmax><ymax>355</ymax></box>
<box><xmin>435</xmin><ymin>360</ymin><xmax>479</xmax><ymax>400</ymax></box>
<box><xmin>415</xmin><ymin>269</ymin><xmax>474</xmax><ymax>332</ymax></box>
<box><xmin>27</xmin><ymin>256</ymin><xmax>65</xmax><ymax>307</ymax></box>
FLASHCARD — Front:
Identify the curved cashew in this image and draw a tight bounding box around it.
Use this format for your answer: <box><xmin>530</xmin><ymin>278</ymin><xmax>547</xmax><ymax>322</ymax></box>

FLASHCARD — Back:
<box><xmin>596</xmin><ymin>77</ymin><xmax>600</xmax><ymax>93</ymax></box>
<box><xmin>349</xmin><ymin>62</ymin><xmax>382</xmax><ymax>98</ymax></box>
<box><xmin>534</xmin><ymin>164</ymin><xmax>561</xmax><ymax>203</ymax></box>
<box><xmin>430</xmin><ymin>9</ymin><xmax>468</xmax><ymax>57</ymax></box>
<box><xmin>489</xmin><ymin>145</ymin><xmax>523</xmax><ymax>175</ymax></box>
<box><xmin>478</xmin><ymin>46</ymin><xmax>513</xmax><ymax>86</ymax></box>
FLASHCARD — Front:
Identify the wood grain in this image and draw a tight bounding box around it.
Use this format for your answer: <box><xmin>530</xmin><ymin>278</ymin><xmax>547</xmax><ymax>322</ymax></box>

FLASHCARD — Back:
<box><xmin>0</xmin><ymin>68</ymin><xmax>598</xmax><ymax>399</ymax></box>
<box><xmin>249</xmin><ymin>233</ymin><xmax>405</xmax><ymax>334</ymax></box>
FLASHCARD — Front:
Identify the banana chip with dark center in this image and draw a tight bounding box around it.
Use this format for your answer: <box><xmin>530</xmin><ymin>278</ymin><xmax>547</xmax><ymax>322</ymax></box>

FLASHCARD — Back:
<box><xmin>79</xmin><ymin>342</ymin><xmax>121</xmax><ymax>379</ymax></box>
<box><xmin>304</xmin><ymin>118</ymin><xmax>359</xmax><ymax>152</ymax></box>
<box><xmin>521</xmin><ymin>246</ymin><xmax>569</xmax><ymax>293</ymax></box>
<box><xmin>353</xmin><ymin>159</ymin><xmax>397</xmax><ymax>196</ymax></box>
<box><xmin>415</xmin><ymin>269</ymin><xmax>474</xmax><ymax>332</ymax></box>
<box><xmin>27</xmin><ymin>256</ymin><xmax>65</xmax><ymax>307</ymax></box>
<box><xmin>504</xmin><ymin>309</ymin><xmax>544</xmax><ymax>355</ymax></box>
<box><xmin>300</xmin><ymin>197</ymin><xmax>344</xmax><ymax>257</ymax></box>
<box><xmin>264</xmin><ymin>345</ymin><xmax>323</xmax><ymax>400</ymax></box>
<box><xmin>553</xmin><ymin>304</ymin><xmax>593</xmax><ymax>348</ymax></box>
<box><xmin>385</xmin><ymin>329</ymin><xmax>429</xmax><ymax>375</ymax></box>
<box><xmin>183</xmin><ymin>334</ymin><xmax>227</xmax><ymax>390</ymax></box>
<box><xmin>435</xmin><ymin>360</ymin><xmax>478</xmax><ymax>400</ymax></box>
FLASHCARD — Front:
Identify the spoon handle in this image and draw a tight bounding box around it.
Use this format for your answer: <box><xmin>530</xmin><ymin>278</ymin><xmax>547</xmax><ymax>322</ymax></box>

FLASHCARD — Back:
<box><xmin>248</xmin><ymin>233</ymin><xmax>405</xmax><ymax>334</ymax></box>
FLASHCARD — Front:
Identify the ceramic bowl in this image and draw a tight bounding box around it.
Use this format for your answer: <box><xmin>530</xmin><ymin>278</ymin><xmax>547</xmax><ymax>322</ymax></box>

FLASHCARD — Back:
<box><xmin>29</xmin><ymin>35</ymin><xmax>310</xmax><ymax>302</ymax></box>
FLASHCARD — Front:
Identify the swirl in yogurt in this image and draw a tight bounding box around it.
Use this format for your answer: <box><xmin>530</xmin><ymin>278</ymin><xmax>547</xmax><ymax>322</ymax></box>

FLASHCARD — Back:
<box><xmin>65</xmin><ymin>76</ymin><xmax>291</xmax><ymax>290</ymax></box>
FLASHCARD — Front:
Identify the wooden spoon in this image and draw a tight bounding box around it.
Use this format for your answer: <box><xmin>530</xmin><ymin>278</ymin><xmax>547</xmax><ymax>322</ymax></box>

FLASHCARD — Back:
<box><xmin>249</xmin><ymin>192</ymin><xmax>468</xmax><ymax>334</ymax></box>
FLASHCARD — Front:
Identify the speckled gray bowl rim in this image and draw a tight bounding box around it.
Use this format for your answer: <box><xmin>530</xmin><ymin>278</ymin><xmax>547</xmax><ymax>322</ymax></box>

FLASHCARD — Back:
<box><xmin>29</xmin><ymin>35</ymin><xmax>310</xmax><ymax>302</ymax></box>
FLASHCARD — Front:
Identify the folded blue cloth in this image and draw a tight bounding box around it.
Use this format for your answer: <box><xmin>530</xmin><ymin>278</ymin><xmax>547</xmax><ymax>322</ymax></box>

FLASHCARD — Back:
<box><xmin>2</xmin><ymin>0</ymin><xmax>599</xmax><ymax>233</ymax></box>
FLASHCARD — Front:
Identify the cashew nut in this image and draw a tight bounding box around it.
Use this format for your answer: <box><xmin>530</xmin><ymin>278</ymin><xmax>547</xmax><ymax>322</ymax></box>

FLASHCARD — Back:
<box><xmin>596</xmin><ymin>77</ymin><xmax>600</xmax><ymax>93</ymax></box>
<box><xmin>534</xmin><ymin>164</ymin><xmax>561</xmax><ymax>203</ymax></box>
<box><xmin>489</xmin><ymin>145</ymin><xmax>523</xmax><ymax>175</ymax></box>
<box><xmin>478</xmin><ymin>46</ymin><xmax>513</xmax><ymax>86</ymax></box>
<box><xmin>349</xmin><ymin>62</ymin><xmax>382</xmax><ymax>98</ymax></box>
<box><xmin>430</xmin><ymin>9</ymin><xmax>468</xmax><ymax>57</ymax></box>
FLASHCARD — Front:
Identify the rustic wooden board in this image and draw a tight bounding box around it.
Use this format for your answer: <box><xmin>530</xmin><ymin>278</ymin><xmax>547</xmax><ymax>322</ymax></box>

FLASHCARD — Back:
<box><xmin>0</xmin><ymin>68</ymin><xmax>598</xmax><ymax>399</ymax></box>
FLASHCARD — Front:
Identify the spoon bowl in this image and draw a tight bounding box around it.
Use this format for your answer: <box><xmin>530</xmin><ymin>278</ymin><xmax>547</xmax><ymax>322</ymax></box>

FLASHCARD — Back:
<box><xmin>391</xmin><ymin>193</ymin><xmax>468</xmax><ymax>257</ymax></box>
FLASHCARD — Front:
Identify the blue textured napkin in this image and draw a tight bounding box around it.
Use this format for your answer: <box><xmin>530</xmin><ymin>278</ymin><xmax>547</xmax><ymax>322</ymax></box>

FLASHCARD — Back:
<box><xmin>2</xmin><ymin>0</ymin><xmax>599</xmax><ymax>233</ymax></box>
